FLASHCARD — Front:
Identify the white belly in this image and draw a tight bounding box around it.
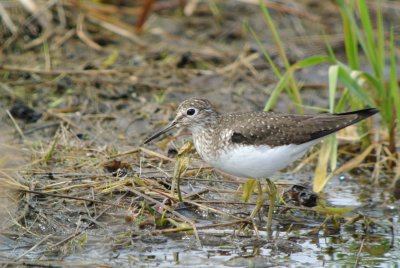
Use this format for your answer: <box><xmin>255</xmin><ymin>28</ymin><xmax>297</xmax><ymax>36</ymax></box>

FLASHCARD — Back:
<box><xmin>202</xmin><ymin>140</ymin><xmax>321</xmax><ymax>178</ymax></box>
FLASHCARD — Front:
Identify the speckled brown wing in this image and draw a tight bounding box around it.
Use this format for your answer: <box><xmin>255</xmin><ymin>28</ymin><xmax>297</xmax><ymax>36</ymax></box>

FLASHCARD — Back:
<box><xmin>223</xmin><ymin>108</ymin><xmax>378</xmax><ymax>147</ymax></box>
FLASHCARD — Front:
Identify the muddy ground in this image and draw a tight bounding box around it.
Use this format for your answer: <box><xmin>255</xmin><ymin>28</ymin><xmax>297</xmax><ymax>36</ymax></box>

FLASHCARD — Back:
<box><xmin>0</xmin><ymin>0</ymin><xmax>399</xmax><ymax>267</ymax></box>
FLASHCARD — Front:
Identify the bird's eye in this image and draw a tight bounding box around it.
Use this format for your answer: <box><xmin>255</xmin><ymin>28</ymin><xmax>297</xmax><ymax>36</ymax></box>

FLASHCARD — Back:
<box><xmin>186</xmin><ymin>108</ymin><xmax>197</xmax><ymax>116</ymax></box>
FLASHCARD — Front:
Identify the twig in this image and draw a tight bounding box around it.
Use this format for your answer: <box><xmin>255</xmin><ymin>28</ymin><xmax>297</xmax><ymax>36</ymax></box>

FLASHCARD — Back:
<box><xmin>6</xmin><ymin>109</ymin><xmax>25</xmax><ymax>140</ymax></box>
<box><xmin>135</xmin><ymin>0</ymin><xmax>155</xmax><ymax>32</ymax></box>
<box><xmin>184</xmin><ymin>0</ymin><xmax>200</xmax><ymax>16</ymax></box>
<box><xmin>354</xmin><ymin>238</ymin><xmax>365</xmax><ymax>268</ymax></box>
<box><xmin>109</xmin><ymin>148</ymin><xmax>141</xmax><ymax>158</ymax></box>
<box><xmin>152</xmin><ymin>219</ymin><xmax>249</xmax><ymax>234</ymax></box>
<box><xmin>195</xmin><ymin>200</ymin><xmax>318</xmax><ymax>213</ymax></box>
<box><xmin>53</xmin><ymin>207</ymin><xmax>110</xmax><ymax>248</ymax></box>
<box><xmin>23</xmin><ymin>27</ymin><xmax>54</xmax><ymax>50</ymax></box>
<box><xmin>217</xmin><ymin>53</ymin><xmax>259</xmax><ymax>74</ymax></box>
<box><xmin>0</xmin><ymin>2</ymin><xmax>17</xmax><ymax>33</ymax></box>
<box><xmin>235</xmin><ymin>0</ymin><xmax>320</xmax><ymax>22</ymax></box>
<box><xmin>126</xmin><ymin>187</ymin><xmax>192</xmax><ymax>223</ymax></box>
<box><xmin>126</xmin><ymin>187</ymin><xmax>202</xmax><ymax>247</ymax></box>
<box><xmin>43</xmin><ymin>41</ymin><xmax>51</xmax><ymax>71</ymax></box>
<box><xmin>0</xmin><ymin>170</ymin><xmax>28</xmax><ymax>191</ymax></box>
<box><xmin>76</xmin><ymin>13</ymin><xmax>102</xmax><ymax>51</ymax></box>
<box><xmin>56</xmin><ymin>0</ymin><xmax>66</xmax><ymax>29</ymax></box>
<box><xmin>140</xmin><ymin>147</ymin><xmax>175</xmax><ymax>162</ymax></box>
<box><xmin>20</xmin><ymin>189</ymin><xmax>126</xmax><ymax>209</ymax></box>
<box><xmin>18</xmin><ymin>0</ymin><xmax>50</xmax><ymax>28</ymax></box>
<box><xmin>86</xmin><ymin>11</ymin><xmax>147</xmax><ymax>47</ymax></box>
<box><xmin>184</xmin><ymin>189</ymin><xmax>208</xmax><ymax>199</ymax></box>
<box><xmin>73</xmin><ymin>1</ymin><xmax>141</xmax><ymax>15</ymax></box>
<box><xmin>0</xmin><ymin>65</ymin><xmax>120</xmax><ymax>75</ymax></box>
<box><xmin>184</xmin><ymin>177</ymin><xmax>241</xmax><ymax>184</ymax></box>
<box><xmin>1</xmin><ymin>0</ymin><xmax>58</xmax><ymax>50</ymax></box>
<box><xmin>24</xmin><ymin>122</ymin><xmax>60</xmax><ymax>135</ymax></box>
<box><xmin>51</xmin><ymin>29</ymin><xmax>76</xmax><ymax>50</ymax></box>
<box><xmin>44</xmin><ymin>111</ymin><xmax>77</xmax><ymax>128</ymax></box>
<box><xmin>14</xmin><ymin>234</ymin><xmax>52</xmax><ymax>261</ymax></box>
<box><xmin>185</xmin><ymin>199</ymin><xmax>243</xmax><ymax>220</ymax></box>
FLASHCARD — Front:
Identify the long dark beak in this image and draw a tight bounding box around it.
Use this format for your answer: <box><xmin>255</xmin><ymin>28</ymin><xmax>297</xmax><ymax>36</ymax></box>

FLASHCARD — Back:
<box><xmin>144</xmin><ymin>121</ymin><xmax>178</xmax><ymax>144</ymax></box>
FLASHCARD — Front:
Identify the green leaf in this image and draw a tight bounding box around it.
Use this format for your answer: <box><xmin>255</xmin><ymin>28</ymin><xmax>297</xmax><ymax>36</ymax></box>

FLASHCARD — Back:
<box><xmin>242</xmin><ymin>178</ymin><xmax>257</xmax><ymax>202</ymax></box>
<box><xmin>291</xmin><ymin>55</ymin><xmax>333</xmax><ymax>69</ymax></box>
<box><xmin>44</xmin><ymin>135</ymin><xmax>60</xmax><ymax>164</ymax></box>
<box><xmin>264</xmin><ymin>55</ymin><xmax>332</xmax><ymax>112</ymax></box>
<box><xmin>337</xmin><ymin>0</ymin><xmax>359</xmax><ymax>69</ymax></box>
<box><xmin>389</xmin><ymin>28</ymin><xmax>400</xmax><ymax>128</ymax></box>
<box><xmin>314</xmin><ymin>205</ymin><xmax>353</xmax><ymax>215</ymax></box>
<box><xmin>247</xmin><ymin>23</ymin><xmax>281</xmax><ymax>78</ymax></box>
<box><xmin>313</xmin><ymin>141</ymin><xmax>333</xmax><ymax>193</ymax></box>
<box><xmin>328</xmin><ymin>65</ymin><xmax>339</xmax><ymax>113</ymax></box>
<box><xmin>336</xmin><ymin>64</ymin><xmax>374</xmax><ymax>107</ymax></box>
<box><xmin>102</xmin><ymin>50</ymin><xmax>119</xmax><ymax>68</ymax></box>
<box><xmin>264</xmin><ymin>72</ymin><xmax>289</xmax><ymax>112</ymax></box>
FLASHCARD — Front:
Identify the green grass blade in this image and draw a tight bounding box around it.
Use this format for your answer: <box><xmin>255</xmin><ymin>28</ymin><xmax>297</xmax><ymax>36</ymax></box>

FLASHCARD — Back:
<box><xmin>258</xmin><ymin>0</ymin><xmax>289</xmax><ymax>70</ymax></box>
<box><xmin>389</xmin><ymin>28</ymin><xmax>400</xmax><ymax>127</ymax></box>
<box><xmin>335</xmin><ymin>64</ymin><xmax>374</xmax><ymax>107</ymax></box>
<box><xmin>337</xmin><ymin>0</ymin><xmax>359</xmax><ymax>69</ymax></box>
<box><xmin>264</xmin><ymin>55</ymin><xmax>333</xmax><ymax>111</ymax></box>
<box><xmin>328</xmin><ymin>65</ymin><xmax>339</xmax><ymax>113</ymax></box>
<box><xmin>313</xmin><ymin>141</ymin><xmax>333</xmax><ymax>193</ymax></box>
<box><xmin>247</xmin><ymin>24</ymin><xmax>281</xmax><ymax>78</ymax></box>
<box><xmin>264</xmin><ymin>72</ymin><xmax>289</xmax><ymax>111</ymax></box>
<box><xmin>357</xmin><ymin>0</ymin><xmax>377</xmax><ymax>66</ymax></box>
<box><xmin>258</xmin><ymin>0</ymin><xmax>302</xmax><ymax>112</ymax></box>
<box><xmin>292</xmin><ymin>55</ymin><xmax>333</xmax><ymax>69</ymax></box>
<box><xmin>242</xmin><ymin>178</ymin><xmax>257</xmax><ymax>202</ymax></box>
<box><xmin>335</xmin><ymin>90</ymin><xmax>349</xmax><ymax>112</ymax></box>
<box><xmin>45</xmin><ymin>135</ymin><xmax>60</xmax><ymax>165</ymax></box>
<box><xmin>328</xmin><ymin>65</ymin><xmax>340</xmax><ymax>172</ymax></box>
<box><xmin>323</xmin><ymin>33</ymin><xmax>338</xmax><ymax>62</ymax></box>
<box><xmin>375</xmin><ymin>2</ymin><xmax>385</xmax><ymax>81</ymax></box>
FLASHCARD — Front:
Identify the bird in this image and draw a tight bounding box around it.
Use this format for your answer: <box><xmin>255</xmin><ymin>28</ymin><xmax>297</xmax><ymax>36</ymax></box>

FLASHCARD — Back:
<box><xmin>144</xmin><ymin>98</ymin><xmax>378</xmax><ymax>234</ymax></box>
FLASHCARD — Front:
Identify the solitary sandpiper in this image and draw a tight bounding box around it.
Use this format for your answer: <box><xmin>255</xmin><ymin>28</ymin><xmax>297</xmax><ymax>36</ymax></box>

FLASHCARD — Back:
<box><xmin>144</xmin><ymin>98</ymin><xmax>378</xmax><ymax>233</ymax></box>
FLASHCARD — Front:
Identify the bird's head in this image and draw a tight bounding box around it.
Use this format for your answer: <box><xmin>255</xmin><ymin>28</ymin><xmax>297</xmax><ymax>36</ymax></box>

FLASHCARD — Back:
<box><xmin>144</xmin><ymin>98</ymin><xmax>218</xmax><ymax>144</ymax></box>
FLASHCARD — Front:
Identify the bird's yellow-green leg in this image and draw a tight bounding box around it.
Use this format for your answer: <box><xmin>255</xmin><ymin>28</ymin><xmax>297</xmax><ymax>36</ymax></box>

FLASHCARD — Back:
<box><xmin>250</xmin><ymin>180</ymin><xmax>265</xmax><ymax>219</ymax></box>
<box><xmin>265</xmin><ymin>178</ymin><xmax>277</xmax><ymax>240</ymax></box>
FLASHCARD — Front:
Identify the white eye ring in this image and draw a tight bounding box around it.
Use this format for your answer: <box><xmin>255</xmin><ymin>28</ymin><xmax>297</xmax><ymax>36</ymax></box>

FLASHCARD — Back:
<box><xmin>186</xmin><ymin>108</ymin><xmax>197</xmax><ymax>116</ymax></box>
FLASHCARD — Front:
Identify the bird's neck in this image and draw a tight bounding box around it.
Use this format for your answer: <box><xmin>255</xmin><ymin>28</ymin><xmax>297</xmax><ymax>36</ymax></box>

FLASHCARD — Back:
<box><xmin>190</xmin><ymin>112</ymin><xmax>223</xmax><ymax>162</ymax></box>
<box><xmin>190</xmin><ymin>112</ymin><xmax>220</xmax><ymax>136</ymax></box>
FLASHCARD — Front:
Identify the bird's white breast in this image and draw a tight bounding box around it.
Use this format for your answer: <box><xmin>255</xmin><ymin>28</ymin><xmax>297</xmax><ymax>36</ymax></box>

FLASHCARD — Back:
<box><xmin>198</xmin><ymin>139</ymin><xmax>321</xmax><ymax>179</ymax></box>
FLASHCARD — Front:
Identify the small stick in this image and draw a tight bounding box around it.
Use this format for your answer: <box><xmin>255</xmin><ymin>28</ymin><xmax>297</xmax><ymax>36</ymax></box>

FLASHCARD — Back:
<box><xmin>196</xmin><ymin>200</ymin><xmax>317</xmax><ymax>212</ymax></box>
<box><xmin>135</xmin><ymin>0</ymin><xmax>155</xmax><ymax>32</ymax></box>
<box><xmin>24</xmin><ymin>122</ymin><xmax>60</xmax><ymax>135</ymax></box>
<box><xmin>53</xmin><ymin>207</ymin><xmax>110</xmax><ymax>248</ymax></box>
<box><xmin>0</xmin><ymin>65</ymin><xmax>120</xmax><ymax>75</ymax></box>
<box><xmin>14</xmin><ymin>234</ymin><xmax>52</xmax><ymax>261</ymax></box>
<box><xmin>76</xmin><ymin>13</ymin><xmax>102</xmax><ymax>51</ymax></box>
<box><xmin>140</xmin><ymin>147</ymin><xmax>175</xmax><ymax>162</ymax></box>
<box><xmin>185</xmin><ymin>199</ymin><xmax>243</xmax><ymax>220</ymax></box>
<box><xmin>0</xmin><ymin>2</ymin><xmax>17</xmax><ymax>33</ymax></box>
<box><xmin>20</xmin><ymin>189</ymin><xmax>126</xmax><ymax>208</ymax></box>
<box><xmin>6</xmin><ymin>110</ymin><xmax>25</xmax><ymax>140</ymax></box>
<box><xmin>126</xmin><ymin>187</ymin><xmax>202</xmax><ymax>246</ymax></box>
<box><xmin>354</xmin><ymin>238</ymin><xmax>365</xmax><ymax>268</ymax></box>
<box><xmin>153</xmin><ymin>219</ymin><xmax>249</xmax><ymax>234</ymax></box>
<box><xmin>109</xmin><ymin>147</ymin><xmax>141</xmax><ymax>158</ymax></box>
<box><xmin>86</xmin><ymin>11</ymin><xmax>146</xmax><ymax>46</ymax></box>
<box><xmin>51</xmin><ymin>29</ymin><xmax>75</xmax><ymax>50</ymax></box>
<box><xmin>184</xmin><ymin>189</ymin><xmax>209</xmax><ymax>200</ymax></box>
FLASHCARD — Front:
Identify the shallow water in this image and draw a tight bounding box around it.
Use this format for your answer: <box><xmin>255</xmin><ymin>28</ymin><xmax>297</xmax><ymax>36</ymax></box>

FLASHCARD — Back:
<box><xmin>1</xmin><ymin>168</ymin><xmax>398</xmax><ymax>267</ymax></box>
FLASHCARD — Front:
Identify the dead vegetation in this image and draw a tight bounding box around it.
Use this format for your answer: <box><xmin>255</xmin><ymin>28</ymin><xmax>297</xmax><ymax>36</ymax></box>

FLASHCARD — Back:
<box><xmin>0</xmin><ymin>0</ymin><xmax>399</xmax><ymax>266</ymax></box>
